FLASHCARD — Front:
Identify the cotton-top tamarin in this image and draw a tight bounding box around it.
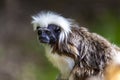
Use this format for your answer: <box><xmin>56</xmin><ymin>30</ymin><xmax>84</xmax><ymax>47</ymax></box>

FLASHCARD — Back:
<box><xmin>32</xmin><ymin>11</ymin><xmax>120</xmax><ymax>80</ymax></box>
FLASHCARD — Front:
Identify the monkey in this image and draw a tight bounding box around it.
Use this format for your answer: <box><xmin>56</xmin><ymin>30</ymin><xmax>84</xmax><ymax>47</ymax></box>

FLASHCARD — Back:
<box><xmin>32</xmin><ymin>11</ymin><xmax>120</xmax><ymax>80</ymax></box>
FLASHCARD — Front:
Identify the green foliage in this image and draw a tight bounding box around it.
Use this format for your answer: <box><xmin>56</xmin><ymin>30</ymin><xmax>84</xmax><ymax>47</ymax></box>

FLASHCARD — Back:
<box><xmin>34</xmin><ymin>63</ymin><xmax>58</xmax><ymax>80</ymax></box>
<box><xmin>91</xmin><ymin>11</ymin><xmax>120</xmax><ymax>45</ymax></box>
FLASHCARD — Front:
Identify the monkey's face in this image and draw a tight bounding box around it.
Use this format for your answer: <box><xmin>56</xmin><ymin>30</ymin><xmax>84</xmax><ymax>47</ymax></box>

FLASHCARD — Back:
<box><xmin>37</xmin><ymin>24</ymin><xmax>61</xmax><ymax>44</ymax></box>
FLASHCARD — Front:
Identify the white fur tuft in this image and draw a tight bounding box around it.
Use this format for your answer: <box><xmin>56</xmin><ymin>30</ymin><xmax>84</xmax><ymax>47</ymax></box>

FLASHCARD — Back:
<box><xmin>32</xmin><ymin>11</ymin><xmax>73</xmax><ymax>44</ymax></box>
<box><xmin>113</xmin><ymin>52</ymin><xmax>120</xmax><ymax>64</ymax></box>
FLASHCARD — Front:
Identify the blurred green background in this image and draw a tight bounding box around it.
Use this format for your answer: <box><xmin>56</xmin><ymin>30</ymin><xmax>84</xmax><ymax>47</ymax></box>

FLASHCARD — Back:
<box><xmin>0</xmin><ymin>0</ymin><xmax>120</xmax><ymax>80</ymax></box>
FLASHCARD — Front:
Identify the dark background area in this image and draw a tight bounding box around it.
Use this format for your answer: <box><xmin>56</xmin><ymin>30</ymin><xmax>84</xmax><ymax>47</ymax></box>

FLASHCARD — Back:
<box><xmin>0</xmin><ymin>0</ymin><xmax>120</xmax><ymax>80</ymax></box>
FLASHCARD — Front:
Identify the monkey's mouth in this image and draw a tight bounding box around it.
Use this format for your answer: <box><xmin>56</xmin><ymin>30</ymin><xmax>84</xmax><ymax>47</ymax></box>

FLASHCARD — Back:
<box><xmin>38</xmin><ymin>37</ymin><xmax>50</xmax><ymax>44</ymax></box>
<box><xmin>38</xmin><ymin>37</ymin><xmax>56</xmax><ymax>44</ymax></box>
<box><xmin>40</xmin><ymin>39</ymin><xmax>49</xmax><ymax>43</ymax></box>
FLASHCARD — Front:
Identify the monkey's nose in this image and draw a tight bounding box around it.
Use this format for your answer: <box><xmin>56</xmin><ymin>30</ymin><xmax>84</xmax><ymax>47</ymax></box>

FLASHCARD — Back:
<box><xmin>38</xmin><ymin>35</ymin><xmax>50</xmax><ymax>43</ymax></box>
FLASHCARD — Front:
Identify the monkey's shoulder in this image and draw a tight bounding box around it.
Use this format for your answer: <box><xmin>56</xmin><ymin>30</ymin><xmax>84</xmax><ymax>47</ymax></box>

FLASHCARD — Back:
<box><xmin>69</xmin><ymin>27</ymin><xmax>112</xmax><ymax>48</ymax></box>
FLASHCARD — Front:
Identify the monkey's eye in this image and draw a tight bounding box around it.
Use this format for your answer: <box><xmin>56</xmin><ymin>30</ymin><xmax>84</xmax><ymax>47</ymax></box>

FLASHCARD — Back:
<box><xmin>38</xmin><ymin>30</ymin><xmax>42</xmax><ymax>35</ymax></box>
<box><xmin>36</xmin><ymin>26</ymin><xmax>40</xmax><ymax>30</ymax></box>
<box><xmin>48</xmin><ymin>24</ymin><xmax>61</xmax><ymax>33</ymax></box>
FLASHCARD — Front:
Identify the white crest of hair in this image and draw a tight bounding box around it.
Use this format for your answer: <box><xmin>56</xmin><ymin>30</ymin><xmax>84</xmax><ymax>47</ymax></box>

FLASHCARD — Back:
<box><xmin>32</xmin><ymin>11</ymin><xmax>73</xmax><ymax>44</ymax></box>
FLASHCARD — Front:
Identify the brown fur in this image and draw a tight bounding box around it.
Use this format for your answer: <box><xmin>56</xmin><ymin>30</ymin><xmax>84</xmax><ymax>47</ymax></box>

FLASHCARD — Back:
<box><xmin>52</xmin><ymin>26</ymin><xmax>120</xmax><ymax>80</ymax></box>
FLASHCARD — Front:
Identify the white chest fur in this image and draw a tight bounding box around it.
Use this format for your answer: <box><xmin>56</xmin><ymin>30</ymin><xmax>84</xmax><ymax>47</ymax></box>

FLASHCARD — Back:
<box><xmin>44</xmin><ymin>45</ymin><xmax>75</xmax><ymax>79</ymax></box>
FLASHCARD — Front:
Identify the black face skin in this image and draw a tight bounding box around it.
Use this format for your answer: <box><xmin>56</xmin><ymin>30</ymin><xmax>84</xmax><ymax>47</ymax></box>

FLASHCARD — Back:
<box><xmin>37</xmin><ymin>24</ymin><xmax>61</xmax><ymax>44</ymax></box>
